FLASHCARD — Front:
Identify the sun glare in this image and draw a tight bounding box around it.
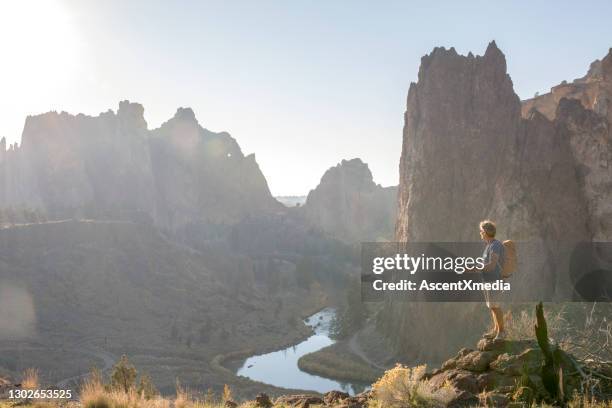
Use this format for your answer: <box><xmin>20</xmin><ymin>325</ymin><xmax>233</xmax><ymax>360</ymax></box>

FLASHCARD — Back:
<box><xmin>0</xmin><ymin>0</ymin><xmax>79</xmax><ymax>132</ymax></box>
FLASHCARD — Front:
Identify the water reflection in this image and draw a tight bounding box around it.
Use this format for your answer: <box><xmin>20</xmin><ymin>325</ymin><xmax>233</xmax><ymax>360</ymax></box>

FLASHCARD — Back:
<box><xmin>236</xmin><ymin>308</ymin><xmax>368</xmax><ymax>395</ymax></box>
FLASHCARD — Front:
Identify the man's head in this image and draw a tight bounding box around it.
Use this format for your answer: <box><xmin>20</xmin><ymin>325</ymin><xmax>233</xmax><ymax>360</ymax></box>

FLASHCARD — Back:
<box><xmin>479</xmin><ymin>220</ymin><xmax>496</xmax><ymax>240</ymax></box>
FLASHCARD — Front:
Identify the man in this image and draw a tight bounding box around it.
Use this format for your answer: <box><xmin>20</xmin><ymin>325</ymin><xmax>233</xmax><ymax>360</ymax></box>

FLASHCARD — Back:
<box><xmin>469</xmin><ymin>220</ymin><xmax>505</xmax><ymax>340</ymax></box>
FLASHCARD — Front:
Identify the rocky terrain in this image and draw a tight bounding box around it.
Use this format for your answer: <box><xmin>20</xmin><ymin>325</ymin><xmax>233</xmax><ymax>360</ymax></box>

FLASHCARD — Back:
<box><xmin>422</xmin><ymin>338</ymin><xmax>609</xmax><ymax>407</ymax></box>
<box><xmin>522</xmin><ymin>49</ymin><xmax>612</xmax><ymax>242</ymax></box>
<box><xmin>299</xmin><ymin>158</ymin><xmax>397</xmax><ymax>242</ymax></box>
<box><xmin>0</xmin><ymin>102</ymin><xmax>282</xmax><ymax>231</ymax></box>
<box><xmin>383</xmin><ymin>42</ymin><xmax>612</xmax><ymax>362</ymax></box>
<box><xmin>0</xmin><ymin>100</ymin><xmax>397</xmax><ymax>399</ymax></box>
<box><xmin>0</xmin><ymin>219</ymin><xmax>334</xmax><ymax>397</ymax></box>
<box><xmin>2</xmin><ymin>328</ymin><xmax>610</xmax><ymax>407</ymax></box>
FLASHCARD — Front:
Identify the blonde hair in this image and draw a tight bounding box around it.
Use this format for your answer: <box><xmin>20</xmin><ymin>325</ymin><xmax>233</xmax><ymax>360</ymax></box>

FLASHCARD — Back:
<box><xmin>479</xmin><ymin>220</ymin><xmax>496</xmax><ymax>237</ymax></box>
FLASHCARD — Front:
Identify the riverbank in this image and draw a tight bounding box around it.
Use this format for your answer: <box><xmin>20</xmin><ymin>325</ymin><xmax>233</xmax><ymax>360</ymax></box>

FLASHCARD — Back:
<box><xmin>297</xmin><ymin>342</ymin><xmax>382</xmax><ymax>384</ymax></box>
<box><xmin>225</xmin><ymin>308</ymin><xmax>369</xmax><ymax>395</ymax></box>
<box><xmin>206</xmin><ymin>294</ymin><xmax>330</xmax><ymax>398</ymax></box>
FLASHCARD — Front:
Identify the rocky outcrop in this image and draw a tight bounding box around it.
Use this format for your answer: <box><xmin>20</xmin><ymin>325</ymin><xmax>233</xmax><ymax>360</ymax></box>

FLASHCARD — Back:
<box><xmin>0</xmin><ymin>101</ymin><xmax>281</xmax><ymax>230</ymax></box>
<box><xmin>396</xmin><ymin>41</ymin><xmax>590</xmax><ymax>246</ymax></box>
<box><xmin>521</xmin><ymin>48</ymin><xmax>612</xmax><ymax>122</ymax></box>
<box><xmin>273</xmin><ymin>390</ymin><xmax>370</xmax><ymax>408</ymax></box>
<box><xmin>422</xmin><ymin>337</ymin><xmax>611</xmax><ymax>407</ymax></box>
<box><xmin>300</xmin><ymin>158</ymin><xmax>397</xmax><ymax>242</ymax></box>
<box><xmin>522</xmin><ymin>48</ymin><xmax>612</xmax><ymax>241</ymax></box>
<box><xmin>386</xmin><ymin>43</ymin><xmax>611</xmax><ymax>361</ymax></box>
<box><xmin>0</xmin><ymin>376</ymin><xmax>18</xmax><ymax>399</ymax></box>
<box><xmin>149</xmin><ymin>106</ymin><xmax>282</xmax><ymax>228</ymax></box>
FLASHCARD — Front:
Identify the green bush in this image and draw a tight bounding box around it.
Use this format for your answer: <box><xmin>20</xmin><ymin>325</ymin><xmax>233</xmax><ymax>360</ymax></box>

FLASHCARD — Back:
<box><xmin>110</xmin><ymin>355</ymin><xmax>137</xmax><ymax>393</ymax></box>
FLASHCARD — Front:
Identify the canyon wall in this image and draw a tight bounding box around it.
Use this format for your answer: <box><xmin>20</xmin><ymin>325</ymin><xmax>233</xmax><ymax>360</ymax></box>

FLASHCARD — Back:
<box><xmin>300</xmin><ymin>158</ymin><xmax>397</xmax><ymax>242</ymax></box>
<box><xmin>0</xmin><ymin>102</ymin><xmax>281</xmax><ymax>230</ymax></box>
<box><xmin>385</xmin><ymin>43</ymin><xmax>611</xmax><ymax>361</ymax></box>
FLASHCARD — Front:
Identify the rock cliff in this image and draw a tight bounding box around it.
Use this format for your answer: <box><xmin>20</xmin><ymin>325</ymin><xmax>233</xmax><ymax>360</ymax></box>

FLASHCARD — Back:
<box><xmin>0</xmin><ymin>101</ymin><xmax>281</xmax><ymax>230</ymax></box>
<box><xmin>386</xmin><ymin>42</ymin><xmax>611</xmax><ymax>361</ymax></box>
<box><xmin>396</xmin><ymin>42</ymin><xmax>592</xmax><ymax>294</ymax></box>
<box><xmin>300</xmin><ymin>158</ymin><xmax>397</xmax><ymax>242</ymax></box>
<box><xmin>522</xmin><ymin>49</ymin><xmax>612</xmax><ymax>241</ymax></box>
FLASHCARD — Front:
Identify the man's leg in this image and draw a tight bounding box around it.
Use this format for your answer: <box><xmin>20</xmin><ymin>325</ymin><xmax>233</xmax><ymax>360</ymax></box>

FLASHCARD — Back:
<box><xmin>492</xmin><ymin>307</ymin><xmax>505</xmax><ymax>335</ymax></box>
<box><xmin>483</xmin><ymin>290</ymin><xmax>498</xmax><ymax>338</ymax></box>
<box><xmin>490</xmin><ymin>309</ymin><xmax>498</xmax><ymax>331</ymax></box>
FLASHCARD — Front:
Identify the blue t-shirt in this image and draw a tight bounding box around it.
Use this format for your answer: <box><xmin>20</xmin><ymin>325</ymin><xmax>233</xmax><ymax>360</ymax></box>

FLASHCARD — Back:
<box><xmin>482</xmin><ymin>239</ymin><xmax>504</xmax><ymax>282</ymax></box>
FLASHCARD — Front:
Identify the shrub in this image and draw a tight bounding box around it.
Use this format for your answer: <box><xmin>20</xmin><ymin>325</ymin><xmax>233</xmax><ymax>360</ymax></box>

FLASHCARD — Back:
<box><xmin>137</xmin><ymin>373</ymin><xmax>158</xmax><ymax>399</ymax></box>
<box><xmin>110</xmin><ymin>355</ymin><xmax>137</xmax><ymax>393</ymax></box>
<box><xmin>21</xmin><ymin>368</ymin><xmax>39</xmax><ymax>390</ymax></box>
<box><xmin>81</xmin><ymin>373</ymin><xmax>170</xmax><ymax>408</ymax></box>
<box><xmin>371</xmin><ymin>364</ymin><xmax>455</xmax><ymax>408</ymax></box>
<box><xmin>222</xmin><ymin>384</ymin><xmax>233</xmax><ymax>402</ymax></box>
<box><xmin>81</xmin><ymin>374</ymin><xmax>112</xmax><ymax>408</ymax></box>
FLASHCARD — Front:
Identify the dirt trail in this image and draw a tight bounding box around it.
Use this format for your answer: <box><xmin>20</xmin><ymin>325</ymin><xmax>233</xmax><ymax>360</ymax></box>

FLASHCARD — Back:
<box><xmin>56</xmin><ymin>346</ymin><xmax>117</xmax><ymax>389</ymax></box>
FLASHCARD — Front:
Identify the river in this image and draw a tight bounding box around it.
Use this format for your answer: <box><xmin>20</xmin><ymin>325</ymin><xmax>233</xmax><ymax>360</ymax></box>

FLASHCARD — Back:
<box><xmin>235</xmin><ymin>308</ymin><xmax>368</xmax><ymax>395</ymax></box>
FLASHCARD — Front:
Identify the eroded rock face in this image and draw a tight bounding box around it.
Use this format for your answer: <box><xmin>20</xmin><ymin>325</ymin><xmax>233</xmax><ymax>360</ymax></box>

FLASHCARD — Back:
<box><xmin>386</xmin><ymin>42</ymin><xmax>610</xmax><ymax>361</ymax></box>
<box><xmin>0</xmin><ymin>101</ymin><xmax>281</xmax><ymax>229</ymax></box>
<box><xmin>396</xmin><ymin>41</ymin><xmax>589</xmax><ymax>246</ymax></box>
<box><xmin>300</xmin><ymin>158</ymin><xmax>397</xmax><ymax>242</ymax></box>
<box><xmin>149</xmin><ymin>106</ymin><xmax>282</xmax><ymax>228</ymax></box>
<box><xmin>522</xmin><ymin>48</ymin><xmax>612</xmax><ymax>241</ymax></box>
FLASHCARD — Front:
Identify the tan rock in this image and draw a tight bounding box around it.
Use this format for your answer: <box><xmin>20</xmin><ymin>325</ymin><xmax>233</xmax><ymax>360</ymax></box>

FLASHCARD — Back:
<box><xmin>300</xmin><ymin>158</ymin><xmax>397</xmax><ymax>242</ymax></box>
<box><xmin>490</xmin><ymin>349</ymin><xmax>544</xmax><ymax>376</ymax></box>
<box><xmin>385</xmin><ymin>40</ymin><xmax>600</xmax><ymax>361</ymax></box>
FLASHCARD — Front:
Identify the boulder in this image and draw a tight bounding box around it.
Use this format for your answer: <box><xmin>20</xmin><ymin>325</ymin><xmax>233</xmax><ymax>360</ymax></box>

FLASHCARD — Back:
<box><xmin>455</xmin><ymin>350</ymin><xmax>498</xmax><ymax>372</ymax></box>
<box><xmin>274</xmin><ymin>394</ymin><xmax>324</xmax><ymax>408</ymax></box>
<box><xmin>490</xmin><ymin>348</ymin><xmax>544</xmax><ymax>376</ymax></box>
<box><xmin>429</xmin><ymin>369</ymin><xmax>481</xmax><ymax>395</ymax></box>
<box><xmin>447</xmin><ymin>390</ymin><xmax>479</xmax><ymax>408</ymax></box>
<box><xmin>477</xmin><ymin>338</ymin><xmax>537</xmax><ymax>354</ymax></box>
<box><xmin>323</xmin><ymin>390</ymin><xmax>349</xmax><ymax>405</ymax></box>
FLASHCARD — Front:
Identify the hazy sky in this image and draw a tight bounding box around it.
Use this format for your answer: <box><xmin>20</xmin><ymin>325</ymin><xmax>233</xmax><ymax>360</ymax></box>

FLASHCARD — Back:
<box><xmin>1</xmin><ymin>1</ymin><xmax>611</xmax><ymax>195</ymax></box>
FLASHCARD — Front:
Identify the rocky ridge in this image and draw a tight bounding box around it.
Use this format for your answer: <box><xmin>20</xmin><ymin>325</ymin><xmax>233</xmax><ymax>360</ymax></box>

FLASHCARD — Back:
<box><xmin>522</xmin><ymin>48</ymin><xmax>612</xmax><ymax>242</ymax></box>
<box><xmin>300</xmin><ymin>158</ymin><xmax>397</xmax><ymax>242</ymax></box>
<box><xmin>0</xmin><ymin>102</ymin><xmax>282</xmax><ymax>231</ymax></box>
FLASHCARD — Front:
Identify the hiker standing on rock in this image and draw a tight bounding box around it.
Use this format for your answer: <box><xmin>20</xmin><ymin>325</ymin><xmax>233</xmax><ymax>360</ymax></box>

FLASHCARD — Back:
<box><xmin>468</xmin><ymin>220</ymin><xmax>506</xmax><ymax>340</ymax></box>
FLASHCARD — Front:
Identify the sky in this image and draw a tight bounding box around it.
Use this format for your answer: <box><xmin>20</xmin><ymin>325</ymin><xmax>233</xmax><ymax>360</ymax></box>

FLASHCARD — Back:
<box><xmin>1</xmin><ymin>1</ymin><xmax>611</xmax><ymax>196</ymax></box>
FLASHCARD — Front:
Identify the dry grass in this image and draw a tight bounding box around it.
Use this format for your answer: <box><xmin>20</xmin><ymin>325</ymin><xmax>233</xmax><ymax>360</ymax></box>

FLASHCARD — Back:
<box><xmin>370</xmin><ymin>364</ymin><xmax>455</xmax><ymax>408</ymax></box>
<box><xmin>566</xmin><ymin>394</ymin><xmax>612</xmax><ymax>408</ymax></box>
<box><xmin>21</xmin><ymin>368</ymin><xmax>39</xmax><ymax>390</ymax></box>
<box><xmin>504</xmin><ymin>306</ymin><xmax>567</xmax><ymax>341</ymax></box>
<box><xmin>78</xmin><ymin>375</ymin><xmax>239</xmax><ymax>408</ymax></box>
<box><xmin>80</xmin><ymin>373</ymin><xmax>171</xmax><ymax>408</ymax></box>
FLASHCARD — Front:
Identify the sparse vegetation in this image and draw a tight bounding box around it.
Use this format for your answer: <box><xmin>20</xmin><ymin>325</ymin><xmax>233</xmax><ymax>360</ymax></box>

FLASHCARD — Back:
<box><xmin>136</xmin><ymin>373</ymin><xmax>158</xmax><ymax>399</ymax></box>
<box><xmin>21</xmin><ymin>368</ymin><xmax>39</xmax><ymax>390</ymax></box>
<box><xmin>110</xmin><ymin>355</ymin><xmax>137</xmax><ymax>393</ymax></box>
<box><xmin>222</xmin><ymin>384</ymin><xmax>233</xmax><ymax>403</ymax></box>
<box><xmin>505</xmin><ymin>303</ymin><xmax>612</xmax><ymax>362</ymax></box>
<box><xmin>370</xmin><ymin>364</ymin><xmax>456</xmax><ymax>408</ymax></box>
